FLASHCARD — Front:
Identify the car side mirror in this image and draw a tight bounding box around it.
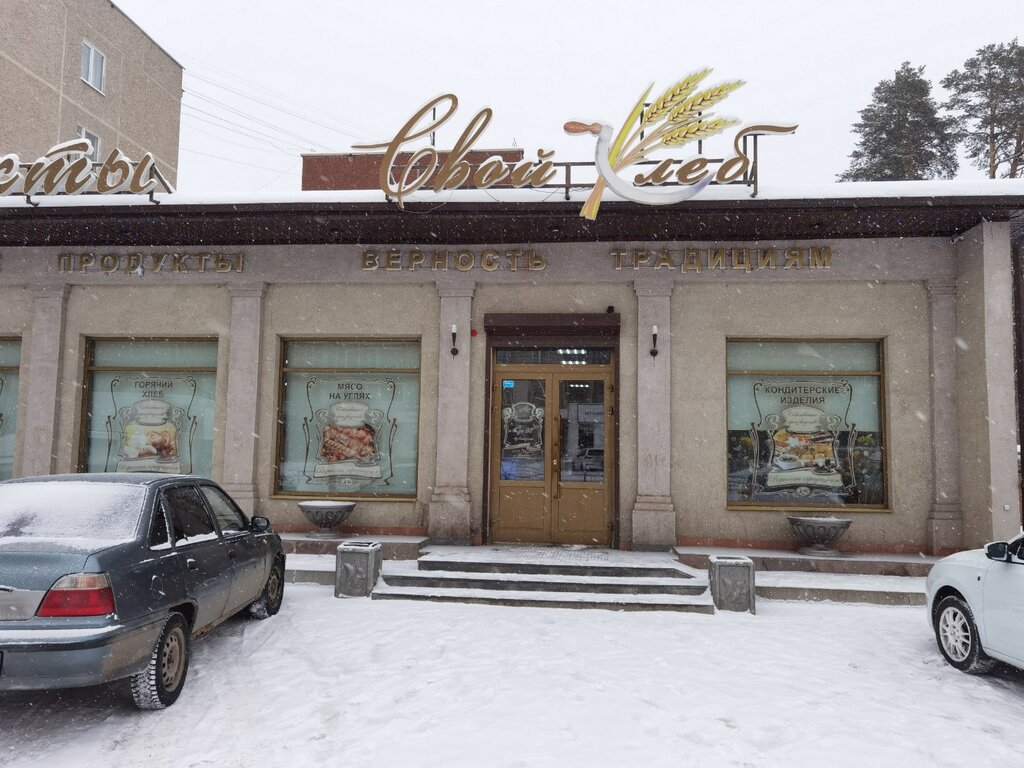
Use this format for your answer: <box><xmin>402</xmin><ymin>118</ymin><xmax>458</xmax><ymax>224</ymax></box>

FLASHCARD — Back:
<box><xmin>251</xmin><ymin>516</ymin><xmax>271</xmax><ymax>533</ymax></box>
<box><xmin>985</xmin><ymin>541</ymin><xmax>1009</xmax><ymax>561</ymax></box>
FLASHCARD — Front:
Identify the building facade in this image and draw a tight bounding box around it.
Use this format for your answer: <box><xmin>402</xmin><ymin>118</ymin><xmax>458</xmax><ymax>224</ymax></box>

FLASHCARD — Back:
<box><xmin>0</xmin><ymin>188</ymin><xmax>1021</xmax><ymax>555</ymax></box>
<box><xmin>0</xmin><ymin>0</ymin><xmax>181</xmax><ymax>185</ymax></box>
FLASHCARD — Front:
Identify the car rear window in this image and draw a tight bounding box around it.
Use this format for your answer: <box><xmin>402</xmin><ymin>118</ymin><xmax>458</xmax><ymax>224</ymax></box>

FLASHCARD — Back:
<box><xmin>0</xmin><ymin>482</ymin><xmax>147</xmax><ymax>540</ymax></box>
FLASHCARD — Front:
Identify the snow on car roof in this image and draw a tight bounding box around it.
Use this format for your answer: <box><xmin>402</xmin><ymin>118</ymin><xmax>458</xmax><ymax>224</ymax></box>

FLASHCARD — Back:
<box><xmin>2</xmin><ymin>473</ymin><xmax>197</xmax><ymax>486</ymax></box>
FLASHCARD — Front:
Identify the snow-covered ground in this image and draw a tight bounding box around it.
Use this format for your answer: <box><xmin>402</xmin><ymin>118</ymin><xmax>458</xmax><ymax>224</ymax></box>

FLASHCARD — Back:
<box><xmin>1</xmin><ymin>584</ymin><xmax>1021</xmax><ymax>768</ymax></box>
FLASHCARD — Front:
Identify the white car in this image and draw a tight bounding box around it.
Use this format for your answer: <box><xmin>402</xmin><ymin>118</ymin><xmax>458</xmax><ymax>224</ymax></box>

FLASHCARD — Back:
<box><xmin>926</xmin><ymin>532</ymin><xmax>1024</xmax><ymax>674</ymax></box>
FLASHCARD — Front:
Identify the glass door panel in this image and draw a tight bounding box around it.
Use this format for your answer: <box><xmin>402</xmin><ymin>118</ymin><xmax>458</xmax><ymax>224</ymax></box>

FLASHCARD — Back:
<box><xmin>559</xmin><ymin>380</ymin><xmax>605</xmax><ymax>483</ymax></box>
<box><xmin>499</xmin><ymin>378</ymin><xmax>546</xmax><ymax>481</ymax></box>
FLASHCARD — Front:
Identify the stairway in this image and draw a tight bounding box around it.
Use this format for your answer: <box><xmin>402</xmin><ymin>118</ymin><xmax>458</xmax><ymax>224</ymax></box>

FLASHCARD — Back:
<box><xmin>674</xmin><ymin>546</ymin><xmax>931</xmax><ymax>606</ymax></box>
<box><xmin>371</xmin><ymin>546</ymin><xmax>715</xmax><ymax>613</ymax></box>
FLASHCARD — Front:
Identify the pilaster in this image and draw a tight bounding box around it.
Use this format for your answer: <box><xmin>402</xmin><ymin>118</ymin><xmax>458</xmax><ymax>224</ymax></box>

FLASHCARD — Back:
<box><xmin>20</xmin><ymin>285</ymin><xmax>70</xmax><ymax>476</ymax></box>
<box><xmin>925</xmin><ymin>278</ymin><xmax>963</xmax><ymax>553</ymax></box>
<box><xmin>220</xmin><ymin>283</ymin><xmax>266</xmax><ymax>514</ymax></box>
<box><xmin>427</xmin><ymin>284</ymin><xmax>474</xmax><ymax>543</ymax></box>
<box><xmin>631</xmin><ymin>281</ymin><xmax>675</xmax><ymax>549</ymax></box>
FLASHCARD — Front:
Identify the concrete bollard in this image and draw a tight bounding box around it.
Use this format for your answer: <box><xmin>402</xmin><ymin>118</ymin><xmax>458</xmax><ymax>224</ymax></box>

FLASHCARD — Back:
<box><xmin>335</xmin><ymin>541</ymin><xmax>383</xmax><ymax>597</ymax></box>
<box><xmin>708</xmin><ymin>555</ymin><xmax>756</xmax><ymax>614</ymax></box>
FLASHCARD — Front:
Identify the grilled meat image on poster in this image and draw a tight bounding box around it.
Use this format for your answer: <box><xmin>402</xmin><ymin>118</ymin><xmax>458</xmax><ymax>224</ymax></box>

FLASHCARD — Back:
<box><xmin>303</xmin><ymin>377</ymin><xmax>396</xmax><ymax>490</ymax></box>
<box><xmin>106</xmin><ymin>376</ymin><xmax>198</xmax><ymax>474</ymax></box>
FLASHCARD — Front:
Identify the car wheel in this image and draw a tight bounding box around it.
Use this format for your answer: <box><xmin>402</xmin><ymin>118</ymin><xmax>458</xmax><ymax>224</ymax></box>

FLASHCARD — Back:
<box><xmin>249</xmin><ymin>559</ymin><xmax>285</xmax><ymax>620</ymax></box>
<box><xmin>129</xmin><ymin>612</ymin><xmax>190</xmax><ymax>709</ymax></box>
<box><xmin>933</xmin><ymin>595</ymin><xmax>996</xmax><ymax>675</ymax></box>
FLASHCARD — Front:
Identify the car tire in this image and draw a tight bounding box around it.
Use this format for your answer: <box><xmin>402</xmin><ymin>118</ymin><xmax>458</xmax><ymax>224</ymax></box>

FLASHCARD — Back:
<box><xmin>129</xmin><ymin>612</ymin><xmax>191</xmax><ymax>709</ymax></box>
<box><xmin>933</xmin><ymin>595</ymin><xmax>997</xmax><ymax>675</ymax></box>
<box><xmin>248</xmin><ymin>559</ymin><xmax>285</xmax><ymax>620</ymax></box>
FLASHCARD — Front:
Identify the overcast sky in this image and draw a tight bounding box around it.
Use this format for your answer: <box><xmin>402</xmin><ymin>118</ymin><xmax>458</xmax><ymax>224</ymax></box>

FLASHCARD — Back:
<box><xmin>113</xmin><ymin>0</ymin><xmax>1021</xmax><ymax>194</ymax></box>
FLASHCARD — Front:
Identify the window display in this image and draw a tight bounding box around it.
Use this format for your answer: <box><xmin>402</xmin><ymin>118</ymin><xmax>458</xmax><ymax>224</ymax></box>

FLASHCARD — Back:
<box><xmin>277</xmin><ymin>340</ymin><xmax>420</xmax><ymax>497</ymax></box>
<box><xmin>726</xmin><ymin>341</ymin><xmax>886</xmax><ymax>508</ymax></box>
<box><xmin>82</xmin><ymin>340</ymin><xmax>217</xmax><ymax>476</ymax></box>
<box><xmin>0</xmin><ymin>340</ymin><xmax>20</xmax><ymax>480</ymax></box>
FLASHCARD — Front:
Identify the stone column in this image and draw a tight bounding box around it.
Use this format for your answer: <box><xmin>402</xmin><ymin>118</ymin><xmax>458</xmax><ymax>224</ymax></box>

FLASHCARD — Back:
<box><xmin>631</xmin><ymin>282</ymin><xmax>675</xmax><ymax>549</ymax></box>
<box><xmin>427</xmin><ymin>285</ymin><xmax>474</xmax><ymax>543</ymax></box>
<box><xmin>925</xmin><ymin>278</ymin><xmax>963</xmax><ymax>554</ymax></box>
<box><xmin>220</xmin><ymin>283</ymin><xmax>266</xmax><ymax>515</ymax></box>
<box><xmin>21</xmin><ymin>285</ymin><xmax>70</xmax><ymax>476</ymax></box>
<box><xmin>955</xmin><ymin>221</ymin><xmax>1020</xmax><ymax>545</ymax></box>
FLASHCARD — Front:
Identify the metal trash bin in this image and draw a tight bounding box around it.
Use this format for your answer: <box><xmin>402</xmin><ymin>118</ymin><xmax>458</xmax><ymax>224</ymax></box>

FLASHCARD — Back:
<box><xmin>708</xmin><ymin>555</ymin><xmax>756</xmax><ymax>614</ymax></box>
<box><xmin>335</xmin><ymin>541</ymin><xmax>382</xmax><ymax>597</ymax></box>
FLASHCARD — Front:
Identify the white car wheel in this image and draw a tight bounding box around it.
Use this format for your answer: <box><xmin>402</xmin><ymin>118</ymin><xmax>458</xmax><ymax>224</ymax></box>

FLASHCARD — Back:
<box><xmin>938</xmin><ymin>603</ymin><xmax>971</xmax><ymax>662</ymax></box>
<box><xmin>933</xmin><ymin>595</ymin><xmax>996</xmax><ymax>674</ymax></box>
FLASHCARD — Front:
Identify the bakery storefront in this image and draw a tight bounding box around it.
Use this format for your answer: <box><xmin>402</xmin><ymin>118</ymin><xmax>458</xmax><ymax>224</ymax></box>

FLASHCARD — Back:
<box><xmin>1</xmin><ymin>187</ymin><xmax>1022</xmax><ymax>557</ymax></box>
<box><xmin>1</xmin><ymin>88</ymin><xmax>1023</xmax><ymax>556</ymax></box>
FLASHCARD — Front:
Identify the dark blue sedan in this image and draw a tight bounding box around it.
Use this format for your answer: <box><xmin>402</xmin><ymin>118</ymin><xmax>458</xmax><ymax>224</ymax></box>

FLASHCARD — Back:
<box><xmin>0</xmin><ymin>474</ymin><xmax>285</xmax><ymax>709</ymax></box>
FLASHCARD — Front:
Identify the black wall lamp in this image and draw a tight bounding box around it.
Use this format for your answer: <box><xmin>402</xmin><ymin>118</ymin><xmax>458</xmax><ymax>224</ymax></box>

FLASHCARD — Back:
<box><xmin>650</xmin><ymin>325</ymin><xmax>659</xmax><ymax>357</ymax></box>
<box><xmin>451</xmin><ymin>323</ymin><xmax>459</xmax><ymax>356</ymax></box>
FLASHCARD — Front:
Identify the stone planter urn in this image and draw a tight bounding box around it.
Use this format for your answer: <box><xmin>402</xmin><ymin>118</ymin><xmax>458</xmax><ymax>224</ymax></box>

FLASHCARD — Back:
<box><xmin>298</xmin><ymin>500</ymin><xmax>356</xmax><ymax>539</ymax></box>
<box><xmin>787</xmin><ymin>515</ymin><xmax>852</xmax><ymax>556</ymax></box>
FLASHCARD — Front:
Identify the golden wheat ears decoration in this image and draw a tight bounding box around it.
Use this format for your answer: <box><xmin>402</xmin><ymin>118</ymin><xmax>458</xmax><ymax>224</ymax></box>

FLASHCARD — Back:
<box><xmin>579</xmin><ymin>69</ymin><xmax>744</xmax><ymax>220</ymax></box>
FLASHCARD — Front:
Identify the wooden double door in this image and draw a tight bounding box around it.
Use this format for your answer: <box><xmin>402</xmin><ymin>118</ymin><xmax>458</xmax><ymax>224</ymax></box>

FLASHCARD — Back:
<box><xmin>489</xmin><ymin>363</ymin><xmax>614</xmax><ymax>545</ymax></box>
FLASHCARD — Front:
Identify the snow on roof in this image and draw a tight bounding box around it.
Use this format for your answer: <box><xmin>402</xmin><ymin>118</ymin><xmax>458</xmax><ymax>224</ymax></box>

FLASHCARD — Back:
<box><xmin>1</xmin><ymin>179</ymin><xmax>1022</xmax><ymax>211</ymax></box>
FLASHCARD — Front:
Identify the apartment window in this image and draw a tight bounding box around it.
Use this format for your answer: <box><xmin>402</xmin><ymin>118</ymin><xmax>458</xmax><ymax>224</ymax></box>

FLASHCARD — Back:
<box><xmin>80</xmin><ymin>41</ymin><xmax>105</xmax><ymax>92</ymax></box>
<box><xmin>0</xmin><ymin>340</ymin><xmax>21</xmax><ymax>480</ymax></box>
<box><xmin>76</xmin><ymin>126</ymin><xmax>100</xmax><ymax>162</ymax></box>
<box><xmin>81</xmin><ymin>339</ymin><xmax>218</xmax><ymax>476</ymax></box>
<box><xmin>726</xmin><ymin>340</ymin><xmax>887</xmax><ymax>509</ymax></box>
<box><xmin>277</xmin><ymin>339</ymin><xmax>421</xmax><ymax>497</ymax></box>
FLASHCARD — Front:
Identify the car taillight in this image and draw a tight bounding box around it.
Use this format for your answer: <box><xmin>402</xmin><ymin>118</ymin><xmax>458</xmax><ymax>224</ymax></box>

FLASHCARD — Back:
<box><xmin>36</xmin><ymin>573</ymin><xmax>116</xmax><ymax>617</ymax></box>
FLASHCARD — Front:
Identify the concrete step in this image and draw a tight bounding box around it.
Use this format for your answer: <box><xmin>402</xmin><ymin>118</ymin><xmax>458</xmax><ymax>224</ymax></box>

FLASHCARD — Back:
<box><xmin>675</xmin><ymin>546</ymin><xmax>937</xmax><ymax>577</ymax></box>
<box><xmin>381</xmin><ymin>563</ymin><xmax>708</xmax><ymax>596</ymax></box>
<box><xmin>418</xmin><ymin>558</ymin><xmax>693</xmax><ymax>580</ymax></box>
<box><xmin>754</xmin><ymin>571</ymin><xmax>926</xmax><ymax>606</ymax></box>
<box><xmin>283</xmin><ymin>553</ymin><xmax>335</xmax><ymax>585</ymax></box>
<box><xmin>371</xmin><ymin>584</ymin><xmax>716</xmax><ymax>613</ymax></box>
<box><xmin>281</xmin><ymin>533</ymin><xmax>427</xmax><ymax>560</ymax></box>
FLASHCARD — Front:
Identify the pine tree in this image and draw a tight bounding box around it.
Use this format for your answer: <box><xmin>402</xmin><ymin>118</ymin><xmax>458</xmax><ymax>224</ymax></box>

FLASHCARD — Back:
<box><xmin>942</xmin><ymin>39</ymin><xmax>1024</xmax><ymax>179</ymax></box>
<box><xmin>839</xmin><ymin>63</ymin><xmax>958</xmax><ymax>181</ymax></box>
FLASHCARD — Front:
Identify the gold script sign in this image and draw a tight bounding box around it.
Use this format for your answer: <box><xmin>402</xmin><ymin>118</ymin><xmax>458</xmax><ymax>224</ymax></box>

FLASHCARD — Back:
<box><xmin>355</xmin><ymin>88</ymin><xmax>797</xmax><ymax>217</ymax></box>
<box><xmin>1</xmin><ymin>140</ymin><xmax>173</xmax><ymax>197</ymax></box>
<box><xmin>354</xmin><ymin>95</ymin><xmax>556</xmax><ymax>209</ymax></box>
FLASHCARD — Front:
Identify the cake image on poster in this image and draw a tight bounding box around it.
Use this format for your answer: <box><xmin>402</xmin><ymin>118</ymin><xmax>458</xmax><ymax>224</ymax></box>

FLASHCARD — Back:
<box><xmin>749</xmin><ymin>379</ymin><xmax>858</xmax><ymax>501</ymax></box>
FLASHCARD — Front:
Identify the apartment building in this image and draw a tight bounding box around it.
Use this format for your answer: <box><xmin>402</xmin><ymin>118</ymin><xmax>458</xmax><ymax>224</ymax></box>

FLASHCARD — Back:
<box><xmin>0</xmin><ymin>0</ymin><xmax>181</xmax><ymax>185</ymax></box>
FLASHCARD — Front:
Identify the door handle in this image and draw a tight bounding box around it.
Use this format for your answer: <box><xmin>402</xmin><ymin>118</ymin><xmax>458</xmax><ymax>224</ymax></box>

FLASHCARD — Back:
<box><xmin>552</xmin><ymin>443</ymin><xmax>561</xmax><ymax>500</ymax></box>
<box><xmin>227</xmin><ymin>549</ymin><xmax>237</xmax><ymax>560</ymax></box>
<box><xmin>186</xmin><ymin>558</ymin><xmax>199</xmax><ymax>571</ymax></box>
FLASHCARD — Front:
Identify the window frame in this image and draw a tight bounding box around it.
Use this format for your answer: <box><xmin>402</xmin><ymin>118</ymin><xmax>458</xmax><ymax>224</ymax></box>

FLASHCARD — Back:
<box><xmin>0</xmin><ymin>338</ymin><xmax>21</xmax><ymax>482</ymax></box>
<box><xmin>147</xmin><ymin>496</ymin><xmax>172</xmax><ymax>550</ymax></box>
<box><xmin>80</xmin><ymin>40</ymin><xmax>105</xmax><ymax>93</ymax></box>
<box><xmin>76</xmin><ymin>126</ymin><xmax>100</xmax><ymax>162</ymax></box>
<box><xmin>725</xmin><ymin>337</ymin><xmax>890</xmax><ymax>512</ymax></box>
<box><xmin>273</xmin><ymin>336</ymin><xmax>423</xmax><ymax>500</ymax></box>
<box><xmin>78</xmin><ymin>336</ymin><xmax>219</xmax><ymax>475</ymax></box>
<box><xmin>161</xmin><ymin>483</ymin><xmax>220</xmax><ymax>548</ymax></box>
<box><xmin>199</xmin><ymin>483</ymin><xmax>250</xmax><ymax>536</ymax></box>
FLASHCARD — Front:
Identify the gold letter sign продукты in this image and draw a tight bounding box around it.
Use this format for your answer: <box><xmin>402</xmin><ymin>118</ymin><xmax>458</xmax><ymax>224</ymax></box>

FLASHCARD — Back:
<box><xmin>354</xmin><ymin>69</ymin><xmax>796</xmax><ymax>220</ymax></box>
